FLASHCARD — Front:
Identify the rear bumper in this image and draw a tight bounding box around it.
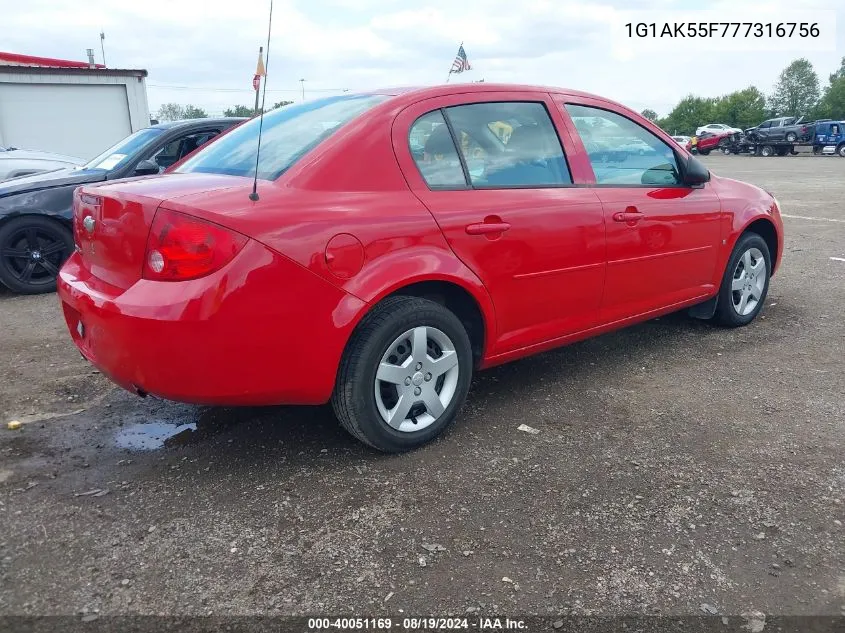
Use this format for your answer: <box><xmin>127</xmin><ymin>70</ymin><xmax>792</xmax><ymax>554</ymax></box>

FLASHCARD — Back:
<box><xmin>57</xmin><ymin>241</ymin><xmax>366</xmax><ymax>406</ymax></box>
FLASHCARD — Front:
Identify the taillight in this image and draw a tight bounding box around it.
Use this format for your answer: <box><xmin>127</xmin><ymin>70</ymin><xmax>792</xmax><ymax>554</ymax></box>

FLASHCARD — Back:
<box><xmin>143</xmin><ymin>208</ymin><xmax>248</xmax><ymax>281</ymax></box>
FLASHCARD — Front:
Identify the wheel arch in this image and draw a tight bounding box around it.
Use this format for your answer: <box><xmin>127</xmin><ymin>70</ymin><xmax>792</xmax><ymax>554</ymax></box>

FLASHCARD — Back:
<box><xmin>735</xmin><ymin>216</ymin><xmax>780</xmax><ymax>277</ymax></box>
<box><xmin>0</xmin><ymin>209</ymin><xmax>72</xmax><ymax>230</ymax></box>
<box><xmin>381</xmin><ymin>279</ymin><xmax>488</xmax><ymax>367</ymax></box>
<box><xmin>346</xmin><ymin>270</ymin><xmax>496</xmax><ymax>369</ymax></box>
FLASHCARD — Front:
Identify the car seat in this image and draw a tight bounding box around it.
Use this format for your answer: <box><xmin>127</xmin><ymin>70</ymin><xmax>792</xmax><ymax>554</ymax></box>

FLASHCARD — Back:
<box><xmin>486</xmin><ymin>125</ymin><xmax>569</xmax><ymax>186</ymax></box>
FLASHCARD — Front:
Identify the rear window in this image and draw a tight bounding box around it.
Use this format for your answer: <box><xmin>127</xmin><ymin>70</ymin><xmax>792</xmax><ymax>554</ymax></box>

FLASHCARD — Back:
<box><xmin>175</xmin><ymin>94</ymin><xmax>389</xmax><ymax>180</ymax></box>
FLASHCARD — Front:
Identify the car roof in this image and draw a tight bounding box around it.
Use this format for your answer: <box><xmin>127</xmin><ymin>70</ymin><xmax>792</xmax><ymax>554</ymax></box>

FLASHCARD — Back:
<box><xmin>357</xmin><ymin>83</ymin><xmax>623</xmax><ymax>107</ymax></box>
<box><xmin>149</xmin><ymin>117</ymin><xmax>248</xmax><ymax>130</ymax></box>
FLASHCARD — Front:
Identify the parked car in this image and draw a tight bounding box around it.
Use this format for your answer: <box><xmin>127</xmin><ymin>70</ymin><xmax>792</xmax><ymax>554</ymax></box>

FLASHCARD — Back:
<box><xmin>0</xmin><ymin>146</ymin><xmax>84</xmax><ymax>181</ymax></box>
<box><xmin>686</xmin><ymin>131</ymin><xmax>738</xmax><ymax>155</ymax></box>
<box><xmin>618</xmin><ymin>138</ymin><xmax>657</xmax><ymax>155</ymax></box>
<box><xmin>696</xmin><ymin>123</ymin><xmax>742</xmax><ymax>136</ymax></box>
<box><xmin>671</xmin><ymin>135</ymin><xmax>691</xmax><ymax>146</ymax></box>
<box><xmin>0</xmin><ymin>118</ymin><xmax>245</xmax><ymax>294</ymax></box>
<box><xmin>744</xmin><ymin>116</ymin><xmax>808</xmax><ymax>143</ymax></box>
<box><xmin>58</xmin><ymin>85</ymin><xmax>783</xmax><ymax>453</ymax></box>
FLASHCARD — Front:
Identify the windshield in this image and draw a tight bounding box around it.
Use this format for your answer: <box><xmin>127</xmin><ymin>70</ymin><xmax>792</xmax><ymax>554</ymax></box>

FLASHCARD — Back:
<box><xmin>175</xmin><ymin>94</ymin><xmax>389</xmax><ymax>180</ymax></box>
<box><xmin>83</xmin><ymin>128</ymin><xmax>164</xmax><ymax>170</ymax></box>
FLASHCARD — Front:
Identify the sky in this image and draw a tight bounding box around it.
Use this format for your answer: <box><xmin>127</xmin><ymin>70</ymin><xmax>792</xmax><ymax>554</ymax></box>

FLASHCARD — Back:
<box><xmin>2</xmin><ymin>0</ymin><xmax>843</xmax><ymax>118</ymax></box>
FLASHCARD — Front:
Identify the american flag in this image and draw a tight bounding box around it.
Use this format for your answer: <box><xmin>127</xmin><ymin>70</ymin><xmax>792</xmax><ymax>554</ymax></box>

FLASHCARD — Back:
<box><xmin>450</xmin><ymin>44</ymin><xmax>471</xmax><ymax>74</ymax></box>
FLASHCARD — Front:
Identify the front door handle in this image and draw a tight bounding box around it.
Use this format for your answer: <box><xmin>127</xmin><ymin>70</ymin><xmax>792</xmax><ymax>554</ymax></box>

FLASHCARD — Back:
<box><xmin>612</xmin><ymin>207</ymin><xmax>645</xmax><ymax>225</ymax></box>
<box><xmin>466</xmin><ymin>221</ymin><xmax>511</xmax><ymax>235</ymax></box>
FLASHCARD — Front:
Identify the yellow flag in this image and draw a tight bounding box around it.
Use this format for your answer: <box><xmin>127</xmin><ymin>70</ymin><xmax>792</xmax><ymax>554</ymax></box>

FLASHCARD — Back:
<box><xmin>255</xmin><ymin>48</ymin><xmax>266</xmax><ymax>77</ymax></box>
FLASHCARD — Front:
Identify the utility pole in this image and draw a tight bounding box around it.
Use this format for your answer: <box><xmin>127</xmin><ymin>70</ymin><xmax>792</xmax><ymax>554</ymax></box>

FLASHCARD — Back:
<box><xmin>300</xmin><ymin>78</ymin><xmax>306</xmax><ymax>102</ymax></box>
<box><xmin>99</xmin><ymin>31</ymin><xmax>106</xmax><ymax>67</ymax></box>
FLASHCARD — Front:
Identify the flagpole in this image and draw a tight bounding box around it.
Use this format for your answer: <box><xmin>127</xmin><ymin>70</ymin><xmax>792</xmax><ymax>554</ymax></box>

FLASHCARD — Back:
<box><xmin>445</xmin><ymin>41</ymin><xmax>463</xmax><ymax>84</ymax></box>
<box><xmin>253</xmin><ymin>46</ymin><xmax>263</xmax><ymax>116</ymax></box>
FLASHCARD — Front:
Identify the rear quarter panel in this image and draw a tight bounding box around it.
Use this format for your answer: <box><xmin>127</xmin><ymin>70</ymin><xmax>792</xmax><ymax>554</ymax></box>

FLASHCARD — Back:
<box><xmin>162</xmin><ymin>104</ymin><xmax>498</xmax><ymax>360</ymax></box>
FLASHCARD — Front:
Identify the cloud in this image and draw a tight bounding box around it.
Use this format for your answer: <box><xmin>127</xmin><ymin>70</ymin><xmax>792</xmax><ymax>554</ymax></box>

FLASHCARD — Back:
<box><xmin>2</xmin><ymin>0</ymin><xmax>843</xmax><ymax>117</ymax></box>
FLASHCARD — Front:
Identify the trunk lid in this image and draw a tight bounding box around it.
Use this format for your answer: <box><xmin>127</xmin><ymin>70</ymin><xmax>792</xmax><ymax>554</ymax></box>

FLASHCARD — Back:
<box><xmin>73</xmin><ymin>173</ymin><xmax>251</xmax><ymax>289</ymax></box>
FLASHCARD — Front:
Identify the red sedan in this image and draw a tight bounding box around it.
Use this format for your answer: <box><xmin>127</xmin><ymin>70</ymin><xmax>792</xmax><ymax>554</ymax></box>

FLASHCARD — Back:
<box><xmin>687</xmin><ymin>131</ymin><xmax>736</xmax><ymax>155</ymax></box>
<box><xmin>58</xmin><ymin>84</ymin><xmax>783</xmax><ymax>452</ymax></box>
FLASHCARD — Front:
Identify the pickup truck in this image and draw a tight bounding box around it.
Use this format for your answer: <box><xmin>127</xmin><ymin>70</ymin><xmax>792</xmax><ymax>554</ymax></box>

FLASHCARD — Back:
<box><xmin>744</xmin><ymin>116</ymin><xmax>810</xmax><ymax>143</ymax></box>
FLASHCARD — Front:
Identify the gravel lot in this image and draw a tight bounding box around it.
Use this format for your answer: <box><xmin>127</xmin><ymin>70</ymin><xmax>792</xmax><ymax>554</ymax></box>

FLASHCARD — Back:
<box><xmin>1</xmin><ymin>155</ymin><xmax>843</xmax><ymax>620</ymax></box>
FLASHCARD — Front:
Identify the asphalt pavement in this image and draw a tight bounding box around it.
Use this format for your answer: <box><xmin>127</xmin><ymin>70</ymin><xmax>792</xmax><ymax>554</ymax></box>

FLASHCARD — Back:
<box><xmin>0</xmin><ymin>155</ymin><xmax>843</xmax><ymax>621</ymax></box>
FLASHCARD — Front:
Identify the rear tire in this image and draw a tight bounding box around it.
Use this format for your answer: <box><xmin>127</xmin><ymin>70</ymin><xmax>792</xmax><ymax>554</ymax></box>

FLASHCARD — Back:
<box><xmin>785</xmin><ymin>132</ymin><xmax>797</xmax><ymax>142</ymax></box>
<box><xmin>760</xmin><ymin>145</ymin><xmax>774</xmax><ymax>157</ymax></box>
<box><xmin>331</xmin><ymin>296</ymin><xmax>473</xmax><ymax>453</ymax></box>
<box><xmin>0</xmin><ymin>216</ymin><xmax>73</xmax><ymax>295</ymax></box>
<box><xmin>699</xmin><ymin>149</ymin><xmax>710</xmax><ymax>156</ymax></box>
<box><xmin>713</xmin><ymin>233</ymin><xmax>771</xmax><ymax>328</ymax></box>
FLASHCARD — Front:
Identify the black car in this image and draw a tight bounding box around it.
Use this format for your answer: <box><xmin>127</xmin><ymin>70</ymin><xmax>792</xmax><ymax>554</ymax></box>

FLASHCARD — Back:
<box><xmin>0</xmin><ymin>117</ymin><xmax>246</xmax><ymax>294</ymax></box>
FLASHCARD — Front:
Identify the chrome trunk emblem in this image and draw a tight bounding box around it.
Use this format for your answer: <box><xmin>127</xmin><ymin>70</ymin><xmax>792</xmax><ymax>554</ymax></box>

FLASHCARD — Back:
<box><xmin>83</xmin><ymin>216</ymin><xmax>96</xmax><ymax>234</ymax></box>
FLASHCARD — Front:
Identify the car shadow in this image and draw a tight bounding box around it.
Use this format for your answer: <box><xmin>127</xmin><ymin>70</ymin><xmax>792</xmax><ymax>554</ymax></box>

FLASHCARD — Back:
<box><xmin>101</xmin><ymin>310</ymin><xmax>716</xmax><ymax>467</ymax></box>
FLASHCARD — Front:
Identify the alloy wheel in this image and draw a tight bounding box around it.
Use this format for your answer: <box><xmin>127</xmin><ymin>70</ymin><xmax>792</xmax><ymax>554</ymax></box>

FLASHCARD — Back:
<box><xmin>1</xmin><ymin>224</ymin><xmax>69</xmax><ymax>289</ymax></box>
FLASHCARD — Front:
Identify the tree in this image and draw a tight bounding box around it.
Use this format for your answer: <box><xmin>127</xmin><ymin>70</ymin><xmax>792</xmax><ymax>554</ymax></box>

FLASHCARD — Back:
<box><xmin>224</xmin><ymin>105</ymin><xmax>254</xmax><ymax>117</ymax></box>
<box><xmin>814</xmin><ymin>76</ymin><xmax>845</xmax><ymax>120</ymax></box>
<box><xmin>183</xmin><ymin>105</ymin><xmax>208</xmax><ymax>119</ymax></box>
<box><xmin>157</xmin><ymin>103</ymin><xmax>185</xmax><ymax>121</ymax></box>
<box><xmin>640</xmin><ymin>108</ymin><xmax>658</xmax><ymax>122</ymax></box>
<box><xmin>829</xmin><ymin>56</ymin><xmax>845</xmax><ymax>84</ymax></box>
<box><xmin>659</xmin><ymin>96</ymin><xmax>716</xmax><ymax>135</ymax></box>
<box><xmin>711</xmin><ymin>87</ymin><xmax>767</xmax><ymax>130</ymax></box>
<box><xmin>272</xmin><ymin>100</ymin><xmax>294</xmax><ymax>110</ymax></box>
<box><xmin>768</xmin><ymin>58</ymin><xmax>820</xmax><ymax>117</ymax></box>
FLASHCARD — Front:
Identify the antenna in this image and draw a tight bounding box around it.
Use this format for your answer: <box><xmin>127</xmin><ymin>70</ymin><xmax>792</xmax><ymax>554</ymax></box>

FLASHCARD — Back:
<box><xmin>249</xmin><ymin>0</ymin><xmax>274</xmax><ymax>202</ymax></box>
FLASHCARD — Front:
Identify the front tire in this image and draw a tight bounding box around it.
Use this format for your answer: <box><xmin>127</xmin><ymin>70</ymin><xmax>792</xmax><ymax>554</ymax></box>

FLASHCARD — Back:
<box><xmin>332</xmin><ymin>296</ymin><xmax>473</xmax><ymax>453</ymax></box>
<box><xmin>760</xmin><ymin>145</ymin><xmax>774</xmax><ymax>157</ymax></box>
<box><xmin>0</xmin><ymin>216</ymin><xmax>74</xmax><ymax>294</ymax></box>
<box><xmin>838</xmin><ymin>143</ymin><xmax>845</xmax><ymax>157</ymax></box>
<box><xmin>713</xmin><ymin>233</ymin><xmax>771</xmax><ymax>328</ymax></box>
<box><xmin>785</xmin><ymin>132</ymin><xmax>797</xmax><ymax>142</ymax></box>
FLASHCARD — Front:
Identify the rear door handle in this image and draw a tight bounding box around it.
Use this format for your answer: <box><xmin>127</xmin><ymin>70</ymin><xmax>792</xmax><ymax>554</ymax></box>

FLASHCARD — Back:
<box><xmin>466</xmin><ymin>222</ymin><xmax>511</xmax><ymax>235</ymax></box>
<box><xmin>612</xmin><ymin>208</ymin><xmax>645</xmax><ymax>224</ymax></box>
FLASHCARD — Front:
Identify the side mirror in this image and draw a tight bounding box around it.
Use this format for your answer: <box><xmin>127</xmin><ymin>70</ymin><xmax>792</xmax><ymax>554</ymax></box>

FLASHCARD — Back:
<box><xmin>134</xmin><ymin>159</ymin><xmax>160</xmax><ymax>176</ymax></box>
<box><xmin>682</xmin><ymin>154</ymin><xmax>710</xmax><ymax>186</ymax></box>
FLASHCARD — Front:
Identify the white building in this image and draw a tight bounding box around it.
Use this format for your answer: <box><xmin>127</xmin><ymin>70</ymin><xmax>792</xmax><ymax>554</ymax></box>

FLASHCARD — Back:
<box><xmin>0</xmin><ymin>51</ymin><xmax>150</xmax><ymax>161</ymax></box>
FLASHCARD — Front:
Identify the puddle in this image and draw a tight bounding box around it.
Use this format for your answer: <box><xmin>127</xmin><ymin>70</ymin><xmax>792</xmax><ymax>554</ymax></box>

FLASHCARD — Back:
<box><xmin>115</xmin><ymin>422</ymin><xmax>198</xmax><ymax>451</ymax></box>
<box><xmin>111</xmin><ymin>406</ymin><xmax>263</xmax><ymax>451</ymax></box>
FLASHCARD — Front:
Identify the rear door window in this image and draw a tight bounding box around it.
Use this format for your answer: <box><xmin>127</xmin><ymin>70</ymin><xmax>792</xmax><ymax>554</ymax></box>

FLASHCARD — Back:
<box><xmin>443</xmin><ymin>102</ymin><xmax>571</xmax><ymax>187</ymax></box>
